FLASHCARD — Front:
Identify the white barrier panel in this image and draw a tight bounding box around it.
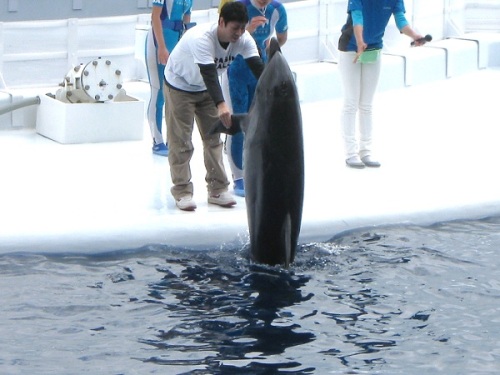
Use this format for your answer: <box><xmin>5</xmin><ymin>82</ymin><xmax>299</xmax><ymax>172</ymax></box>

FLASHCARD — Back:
<box><xmin>458</xmin><ymin>32</ymin><xmax>500</xmax><ymax>68</ymax></box>
<box><xmin>412</xmin><ymin>0</ymin><xmax>446</xmax><ymax>40</ymax></box>
<box><xmin>0</xmin><ymin>16</ymin><xmax>139</xmax><ymax>88</ymax></box>
<box><xmin>427</xmin><ymin>38</ymin><xmax>478</xmax><ymax>77</ymax></box>
<box><xmin>445</xmin><ymin>0</ymin><xmax>466</xmax><ymax>36</ymax></box>
<box><xmin>1</xmin><ymin>20</ymin><xmax>70</xmax><ymax>87</ymax></box>
<box><xmin>465</xmin><ymin>0</ymin><xmax>500</xmax><ymax>32</ymax></box>
<box><xmin>0</xmin><ymin>1</ymin><xmax>497</xmax><ymax>90</ymax></box>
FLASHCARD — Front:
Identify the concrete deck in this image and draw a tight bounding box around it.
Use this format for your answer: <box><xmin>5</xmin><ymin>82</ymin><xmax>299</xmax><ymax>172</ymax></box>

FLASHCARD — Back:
<box><xmin>1</xmin><ymin>67</ymin><xmax>500</xmax><ymax>254</ymax></box>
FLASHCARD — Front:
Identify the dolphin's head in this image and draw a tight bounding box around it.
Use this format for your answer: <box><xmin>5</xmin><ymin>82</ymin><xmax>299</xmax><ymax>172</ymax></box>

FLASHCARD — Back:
<box><xmin>267</xmin><ymin>37</ymin><xmax>281</xmax><ymax>62</ymax></box>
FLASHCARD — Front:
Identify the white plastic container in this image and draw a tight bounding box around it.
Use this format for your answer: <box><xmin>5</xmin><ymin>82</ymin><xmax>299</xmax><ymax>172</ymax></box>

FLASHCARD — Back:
<box><xmin>36</xmin><ymin>93</ymin><xmax>144</xmax><ymax>144</ymax></box>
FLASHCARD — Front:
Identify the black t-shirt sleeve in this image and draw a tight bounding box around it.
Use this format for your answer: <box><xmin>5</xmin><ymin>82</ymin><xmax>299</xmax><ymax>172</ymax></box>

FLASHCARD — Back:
<box><xmin>198</xmin><ymin>63</ymin><xmax>224</xmax><ymax>106</ymax></box>
<box><xmin>245</xmin><ymin>56</ymin><xmax>265</xmax><ymax>80</ymax></box>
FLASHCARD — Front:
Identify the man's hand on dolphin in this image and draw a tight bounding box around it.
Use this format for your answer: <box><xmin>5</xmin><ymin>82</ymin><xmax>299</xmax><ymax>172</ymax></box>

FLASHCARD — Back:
<box><xmin>217</xmin><ymin>101</ymin><xmax>232</xmax><ymax>128</ymax></box>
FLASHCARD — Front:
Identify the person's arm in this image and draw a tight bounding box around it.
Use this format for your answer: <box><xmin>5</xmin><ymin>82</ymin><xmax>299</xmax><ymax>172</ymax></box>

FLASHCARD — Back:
<box><xmin>275</xmin><ymin>5</ymin><xmax>288</xmax><ymax>47</ymax></box>
<box><xmin>246</xmin><ymin>15</ymin><xmax>268</xmax><ymax>33</ymax></box>
<box><xmin>245</xmin><ymin>56</ymin><xmax>265</xmax><ymax>80</ymax></box>
<box><xmin>351</xmin><ymin>9</ymin><xmax>366</xmax><ymax>63</ymax></box>
<box><xmin>276</xmin><ymin>31</ymin><xmax>287</xmax><ymax>47</ymax></box>
<box><xmin>401</xmin><ymin>25</ymin><xmax>424</xmax><ymax>46</ymax></box>
<box><xmin>394</xmin><ymin>12</ymin><xmax>424</xmax><ymax>45</ymax></box>
<box><xmin>183</xmin><ymin>13</ymin><xmax>197</xmax><ymax>30</ymax></box>
<box><xmin>151</xmin><ymin>6</ymin><xmax>169</xmax><ymax>65</ymax></box>
<box><xmin>198</xmin><ymin>64</ymin><xmax>232</xmax><ymax>128</ymax></box>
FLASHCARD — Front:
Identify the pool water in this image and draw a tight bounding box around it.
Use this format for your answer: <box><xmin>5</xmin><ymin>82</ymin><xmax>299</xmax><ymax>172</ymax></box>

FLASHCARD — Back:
<box><xmin>1</xmin><ymin>216</ymin><xmax>499</xmax><ymax>374</ymax></box>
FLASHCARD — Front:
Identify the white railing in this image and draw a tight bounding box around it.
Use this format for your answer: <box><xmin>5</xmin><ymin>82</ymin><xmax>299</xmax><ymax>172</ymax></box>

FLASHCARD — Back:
<box><xmin>0</xmin><ymin>15</ymin><xmax>139</xmax><ymax>88</ymax></box>
<box><xmin>465</xmin><ymin>0</ymin><xmax>500</xmax><ymax>32</ymax></box>
<box><xmin>0</xmin><ymin>0</ymin><xmax>492</xmax><ymax>89</ymax></box>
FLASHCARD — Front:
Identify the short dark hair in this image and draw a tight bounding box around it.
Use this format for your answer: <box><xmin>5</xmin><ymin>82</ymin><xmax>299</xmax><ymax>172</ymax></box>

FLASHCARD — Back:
<box><xmin>219</xmin><ymin>1</ymin><xmax>249</xmax><ymax>25</ymax></box>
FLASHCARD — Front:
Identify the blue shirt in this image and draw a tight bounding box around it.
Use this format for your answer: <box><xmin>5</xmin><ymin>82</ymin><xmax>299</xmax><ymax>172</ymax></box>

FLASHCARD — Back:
<box><xmin>240</xmin><ymin>0</ymin><xmax>288</xmax><ymax>61</ymax></box>
<box><xmin>341</xmin><ymin>0</ymin><xmax>406</xmax><ymax>51</ymax></box>
<box><xmin>153</xmin><ymin>0</ymin><xmax>192</xmax><ymax>26</ymax></box>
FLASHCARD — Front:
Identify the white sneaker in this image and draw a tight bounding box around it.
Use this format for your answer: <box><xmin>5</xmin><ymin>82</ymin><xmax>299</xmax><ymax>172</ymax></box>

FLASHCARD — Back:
<box><xmin>346</xmin><ymin>156</ymin><xmax>365</xmax><ymax>169</ymax></box>
<box><xmin>208</xmin><ymin>192</ymin><xmax>236</xmax><ymax>207</ymax></box>
<box><xmin>176</xmin><ymin>196</ymin><xmax>197</xmax><ymax>211</ymax></box>
<box><xmin>361</xmin><ymin>155</ymin><xmax>381</xmax><ymax>168</ymax></box>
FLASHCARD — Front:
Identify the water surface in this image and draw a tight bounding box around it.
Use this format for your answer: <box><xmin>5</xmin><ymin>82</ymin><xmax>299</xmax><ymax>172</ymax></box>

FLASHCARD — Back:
<box><xmin>1</xmin><ymin>217</ymin><xmax>499</xmax><ymax>374</ymax></box>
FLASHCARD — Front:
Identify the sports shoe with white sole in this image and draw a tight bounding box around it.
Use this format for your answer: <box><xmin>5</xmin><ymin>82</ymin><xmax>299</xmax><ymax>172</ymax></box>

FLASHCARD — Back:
<box><xmin>176</xmin><ymin>196</ymin><xmax>197</xmax><ymax>211</ymax></box>
<box><xmin>208</xmin><ymin>192</ymin><xmax>236</xmax><ymax>207</ymax></box>
<box><xmin>346</xmin><ymin>156</ymin><xmax>365</xmax><ymax>169</ymax></box>
<box><xmin>361</xmin><ymin>155</ymin><xmax>381</xmax><ymax>168</ymax></box>
<box><xmin>233</xmin><ymin>179</ymin><xmax>245</xmax><ymax>197</ymax></box>
<box><xmin>153</xmin><ymin>142</ymin><xmax>169</xmax><ymax>157</ymax></box>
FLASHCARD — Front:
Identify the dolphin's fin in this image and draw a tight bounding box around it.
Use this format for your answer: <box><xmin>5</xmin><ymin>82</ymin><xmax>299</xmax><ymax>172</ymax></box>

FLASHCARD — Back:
<box><xmin>208</xmin><ymin>114</ymin><xmax>247</xmax><ymax>136</ymax></box>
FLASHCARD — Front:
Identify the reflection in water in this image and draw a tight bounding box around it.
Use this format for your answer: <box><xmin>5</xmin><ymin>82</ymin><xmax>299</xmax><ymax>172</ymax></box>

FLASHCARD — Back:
<box><xmin>141</xmin><ymin>255</ymin><xmax>316</xmax><ymax>373</ymax></box>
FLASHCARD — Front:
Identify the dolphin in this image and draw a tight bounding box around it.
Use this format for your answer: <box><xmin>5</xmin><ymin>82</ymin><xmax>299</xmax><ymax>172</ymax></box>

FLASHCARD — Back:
<box><xmin>211</xmin><ymin>38</ymin><xmax>304</xmax><ymax>267</ymax></box>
